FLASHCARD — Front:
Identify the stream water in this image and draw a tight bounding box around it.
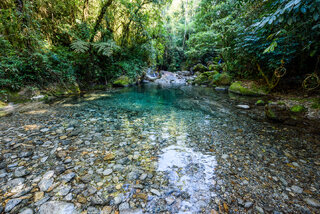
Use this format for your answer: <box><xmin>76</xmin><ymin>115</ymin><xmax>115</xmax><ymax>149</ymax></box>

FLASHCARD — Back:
<box><xmin>0</xmin><ymin>84</ymin><xmax>319</xmax><ymax>213</ymax></box>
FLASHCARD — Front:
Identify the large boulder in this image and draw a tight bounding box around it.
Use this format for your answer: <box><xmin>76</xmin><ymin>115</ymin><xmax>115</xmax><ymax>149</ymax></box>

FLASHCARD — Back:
<box><xmin>229</xmin><ymin>81</ymin><xmax>267</xmax><ymax>96</ymax></box>
<box><xmin>192</xmin><ymin>64</ymin><xmax>208</xmax><ymax>73</ymax></box>
<box><xmin>112</xmin><ymin>76</ymin><xmax>131</xmax><ymax>87</ymax></box>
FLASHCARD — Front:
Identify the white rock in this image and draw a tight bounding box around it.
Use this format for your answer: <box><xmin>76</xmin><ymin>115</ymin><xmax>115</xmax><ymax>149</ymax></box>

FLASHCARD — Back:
<box><xmin>39</xmin><ymin>201</ymin><xmax>77</xmax><ymax>214</ymax></box>
<box><xmin>236</xmin><ymin>104</ymin><xmax>250</xmax><ymax>109</ymax></box>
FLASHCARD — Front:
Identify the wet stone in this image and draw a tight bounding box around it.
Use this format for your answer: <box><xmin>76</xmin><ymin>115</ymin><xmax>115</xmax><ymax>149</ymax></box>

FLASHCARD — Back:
<box><xmin>80</xmin><ymin>174</ymin><xmax>92</xmax><ymax>183</ymax></box>
<box><xmin>303</xmin><ymin>198</ymin><xmax>320</xmax><ymax>207</ymax></box>
<box><xmin>39</xmin><ymin>178</ymin><xmax>54</xmax><ymax>192</ymax></box>
<box><xmin>291</xmin><ymin>185</ymin><xmax>303</xmax><ymax>194</ymax></box>
<box><xmin>60</xmin><ymin>172</ymin><xmax>76</xmax><ymax>182</ymax></box>
<box><xmin>14</xmin><ymin>167</ymin><xmax>30</xmax><ymax>177</ymax></box>
<box><xmin>20</xmin><ymin>208</ymin><xmax>34</xmax><ymax>214</ymax></box>
<box><xmin>5</xmin><ymin>198</ymin><xmax>22</xmax><ymax>212</ymax></box>
<box><xmin>39</xmin><ymin>201</ymin><xmax>76</xmax><ymax>214</ymax></box>
<box><xmin>87</xmin><ymin>206</ymin><xmax>100</xmax><ymax>214</ymax></box>
<box><xmin>244</xmin><ymin>201</ymin><xmax>253</xmax><ymax>208</ymax></box>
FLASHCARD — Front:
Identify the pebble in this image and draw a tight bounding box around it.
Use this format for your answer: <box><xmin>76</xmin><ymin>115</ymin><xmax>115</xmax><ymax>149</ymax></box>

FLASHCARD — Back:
<box><xmin>291</xmin><ymin>185</ymin><xmax>303</xmax><ymax>194</ymax></box>
<box><xmin>236</xmin><ymin>104</ymin><xmax>250</xmax><ymax>109</ymax></box>
<box><xmin>39</xmin><ymin>201</ymin><xmax>76</xmax><ymax>214</ymax></box>
<box><xmin>119</xmin><ymin>202</ymin><xmax>130</xmax><ymax>211</ymax></box>
<box><xmin>150</xmin><ymin>189</ymin><xmax>161</xmax><ymax>196</ymax></box>
<box><xmin>20</xmin><ymin>208</ymin><xmax>34</xmax><ymax>214</ymax></box>
<box><xmin>5</xmin><ymin>198</ymin><xmax>22</xmax><ymax>212</ymax></box>
<box><xmin>244</xmin><ymin>201</ymin><xmax>253</xmax><ymax>208</ymax></box>
<box><xmin>256</xmin><ymin>206</ymin><xmax>264</xmax><ymax>213</ymax></box>
<box><xmin>34</xmin><ymin>192</ymin><xmax>45</xmax><ymax>202</ymax></box>
<box><xmin>60</xmin><ymin>172</ymin><xmax>76</xmax><ymax>182</ymax></box>
<box><xmin>103</xmin><ymin>169</ymin><xmax>113</xmax><ymax>176</ymax></box>
<box><xmin>101</xmin><ymin>206</ymin><xmax>113</xmax><ymax>214</ymax></box>
<box><xmin>303</xmin><ymin>198</ymin><xmax>320</xmax><ymax>207</ymax></box>
<box><xmin>14</xmin><ymin>167</ymin><xmax>30</xmax><ymax>177</ymax></box>
<box><xmin>39</xmin><ymin>178</ymin><xmax>54</xmax><ymax>192</ymax></box>
<box><xmin>114</xmin><ymin>195</ymin><xmax>123</xmax><ymax>205</ymax></box>
<box><xmin>165</xmin><ymin>196</ymin><xmax>175</xmax><ymax>205</ymax></box>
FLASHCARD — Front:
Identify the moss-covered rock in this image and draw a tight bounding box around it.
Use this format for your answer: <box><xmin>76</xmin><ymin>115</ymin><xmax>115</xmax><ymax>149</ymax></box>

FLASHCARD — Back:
<box><xmin>255</xmin><ymin>100</ymin><xmax>265</xmax><ymax>106</ymax></box>
<box><xmin>192</xmin><ymin>64</ymin><xmax>208</xmax><ymax>73</ymax></box>
<box><xmin>193</xmin><ymin>71</ymin><xmax>217</xmax><ymax>85</ymax></box>
<box><xmin>211</xmin><ymin>72</ymin><xmax>231</xmax><ymax>86</ymax></box>
<box><xmin>229</xmin><ymin>81</ymin><xmax>267</xmax><ymax>96</ymax></box>
<box><xmin>265</xmin><ymin>102</ymin><xmax>307</xmax><ymax>125</ymax></box>
<box><xmin>113</xmin><ymin>76</ymin><xmax>131</xmax><ymax>87</ymax></box>
<box><xmin>290</xmin><ymin>105</ymin><xmax>306</xmax><ymax>113</ymax></box>
<box><xmin>44</xmin><ymin>82</ymin><xmax>81</xmax><ymax>97</ymax></box>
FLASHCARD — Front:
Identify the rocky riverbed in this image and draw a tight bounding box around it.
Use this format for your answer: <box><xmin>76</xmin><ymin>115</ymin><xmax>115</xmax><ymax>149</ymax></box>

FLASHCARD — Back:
<box><xmin>0</xmin><ymin>85</ymin><xmax>319</xmax><ymax>214</ymax></box>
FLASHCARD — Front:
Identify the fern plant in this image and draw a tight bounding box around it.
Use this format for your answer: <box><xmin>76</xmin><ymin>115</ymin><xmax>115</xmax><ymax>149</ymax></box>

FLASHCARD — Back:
<box><xmin>92</xmin><ymin>40</ymin><xmax>120</xmax><ymax>56</ymax></box>
<box><xmin>71</xmin><ymin>40</ymin><xmax>90</xmax><ymax>53</ymax></box>
<box><xmin>71</xmin><ymin>39</ymin><xmax>120</xmax><ymax>57</ymax></box>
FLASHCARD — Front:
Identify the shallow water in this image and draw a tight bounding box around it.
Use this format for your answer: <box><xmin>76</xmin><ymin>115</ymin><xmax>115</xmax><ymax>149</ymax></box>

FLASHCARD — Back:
<box><xmin>1</xmin><ymin>84</ymin><xmax>319</xmax><ymax>213</ymax></box>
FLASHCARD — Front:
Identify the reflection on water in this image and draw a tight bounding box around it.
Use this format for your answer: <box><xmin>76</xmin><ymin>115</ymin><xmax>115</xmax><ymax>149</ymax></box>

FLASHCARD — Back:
<box><xmin>158</xmin><ymin>141</ymin><xmax>217</xmax><ymax>213</ymax></box>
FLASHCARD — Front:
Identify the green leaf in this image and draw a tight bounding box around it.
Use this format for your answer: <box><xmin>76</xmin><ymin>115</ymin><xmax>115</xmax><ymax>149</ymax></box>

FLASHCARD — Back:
<box><xmin>314</xmin><ymin>12</ymin><xmax>319</xmax><ymax>21</ymax></box>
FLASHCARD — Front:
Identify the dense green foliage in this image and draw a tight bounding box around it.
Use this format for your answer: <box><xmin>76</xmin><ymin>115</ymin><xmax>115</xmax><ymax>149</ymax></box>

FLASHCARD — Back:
<box><xmin>163</xmin><ymin>0</ymin><xmax>320</xmax><ymax>89</ymax></box>
<box><xmin>1</xmin><ymin>0</ymin><xmax>320</xmax><ymax>91</ymax></box>
<box><xmin>0</xmin><ymin>0</ymin><xmax>169</xmax><ymax>90</ymax></box>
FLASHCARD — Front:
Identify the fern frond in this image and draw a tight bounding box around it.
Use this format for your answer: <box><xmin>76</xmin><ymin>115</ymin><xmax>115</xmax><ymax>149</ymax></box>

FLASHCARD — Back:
<box><xmin>93</xmin><ymin>40</ymin><xmax>120</xmax><ymax>57</ymax></box>
<box><xmin>71</xmin><ymin>40</ymin><xmax>90</xmax><ymax>53</ymax></box>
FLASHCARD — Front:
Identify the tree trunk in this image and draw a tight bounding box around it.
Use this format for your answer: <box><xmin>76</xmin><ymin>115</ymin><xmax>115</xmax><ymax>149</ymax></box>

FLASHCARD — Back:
<box><xmin>89</xmin><ymin>0</ymin><xmax>113</xmax><ymax>43</ymax></box>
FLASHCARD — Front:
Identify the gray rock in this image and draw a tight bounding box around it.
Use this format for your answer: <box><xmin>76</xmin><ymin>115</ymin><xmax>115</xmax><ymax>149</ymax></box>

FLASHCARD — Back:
<box><xmin>91</xmin><ymin>195</ymin><xmax>105</xmax><ymax>205</ymax></box>
<box><xmin>256</xmin><ymin>206</ymin><xmax>264</xmax><ymax>214</ymax></box>
<box><xmin>303</xmin><ymin>198</ymin><xmax>320</xmax><ymax>207</ymax></box>
<box><xmin>291</xmin><ymin>185</ymin><xmax>303</xmax><ymax>194</ymax></box>
<box><xmin>119</xmin><ymin>202</ymin><xmax>130</xmax><ymax>211</ymax></box>
<box><xmin>215</xmin><ymin>87</ymin><xmax>228</xmax><ymax>91</ymax></box>
<box><xmin>39</xmin><ymin>178</ymin><xmax>54</xmax><ymax>192</ymax></box>
<box><xmin>150</xmin><ymin>189</ymin><xmax>161</xmax><ymax>196</ymax></box>
<box><xmin>40</xmin><ymin>128</ymin><xmax>50</xmax><ymax>132</ymax></box>
<box><xmin>87</xmin><ymin>206</ymin><xmax>100</xmax><ymax>214</ymax></box>
<box><xmin>165</xmin><ymin>196</ymin><xmax>175</xmax><ymax>205</ymax></box>
<box><xmin>56</xmin><ymin>185</ymin><xmax>71</xmax><ymax>196</ymax></box>
<box><xmin>103</xmin><ymin>169</ymin><xmax>113</xmax><ymax>176</ymax></box>
<box><xmin>139</xmin><ymin>173</ymin><xmax>148</xmax><ymax>180</ymax></box>
<box><xmin>0</xmin><ymin>205</ymin><xmax>3</xmax><ymax>213</ymax></box>
<box><xmin>114</xmin><ymin>196</ymin><xmax>122</xmax><ymax>205</ymax></box>
<box><xmin>127</xmin><ymin>171</ymin><xmax>139</xmax><ymax>180</ymax></box>
<box><xmin>19</xmin><ymin>151</ymin><xmax>33</xmax><ymax>158</ymax></box>
<box><xmin>39</xmin><ymin>201</ymin><xmax>77</xmax><ymax>214</ymax></box>
<box><xmin>60</xmin><ymin>172</ymin><xmax>76</xmax><ymax>182</ymax></box>
<box><xmin>14</xmin><ymin>167</ymin><xmax>30</xmax><ymax>177</ymax></box>
<box><xmin>80</xmin><ymin>174</ymin><xmax>92</xmax><ymax>183</ymax></box>
<box><xmin>34</xmin><ymin>196</ymin><xmax>51</xmax><ymax>206</ymax></box>
<box><xmin>244</xmin><ymin>201</ymin><xmax>253</xmax><ymax>208</ymax></box>
<box><xmin>19</xmin><ymin>208</ymin><xmax>34</xmax><ymax>214</ymax></box>
<box><xmin>64</xmin><ymin>193</ymin><xmax>73</xmax><ymax>201</ymax></box>
<box><xmin>7</xmin><ymin>178</ymin><xmax>25</xmax><ymax>188</ymax></box>
<box><xmin>5</xmin><ymin>199</ymin><xmax>22</xmax><ymax>212</ymax></box>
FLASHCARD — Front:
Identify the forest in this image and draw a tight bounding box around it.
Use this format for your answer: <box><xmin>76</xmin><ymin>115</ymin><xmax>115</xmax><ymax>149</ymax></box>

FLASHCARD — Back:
<box><xmin>0</xmin><ymin>0</ymin><xmax>319</xmax><ymax>92</ymax></box>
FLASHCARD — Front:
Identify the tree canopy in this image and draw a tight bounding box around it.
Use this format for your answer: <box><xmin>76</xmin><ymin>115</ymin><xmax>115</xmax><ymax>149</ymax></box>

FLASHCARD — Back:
<box><xmin>0</xmin><ymin>0</ymin><xmax>320</xmax><ymax>91</ymax></box>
